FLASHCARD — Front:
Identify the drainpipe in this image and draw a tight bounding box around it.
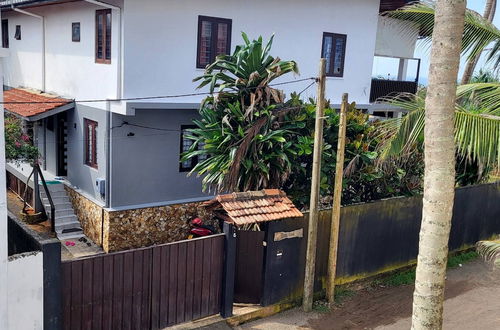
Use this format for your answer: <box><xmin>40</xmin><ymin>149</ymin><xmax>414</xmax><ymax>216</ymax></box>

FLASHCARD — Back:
<box><xmin>83</xmin><ymin>0</ymin><xmax>123</xmax><ymax>99</ymax></box>
<box><xmin>11</xmin><ymin>3</ymin><xmax>46</xmax><ymax>92</ymax></box>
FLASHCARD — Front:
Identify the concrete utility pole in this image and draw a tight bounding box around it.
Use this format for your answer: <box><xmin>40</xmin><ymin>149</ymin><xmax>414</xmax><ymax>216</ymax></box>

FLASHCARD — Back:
<box><xmin>327</xmin><ymin>93</ymin><xmax>348</xmax><ymax>307</ymax></box>
<box><xmin>303</xmin><ymin>58</ymin><xmax>326</xmax><ymax>312</ymax></box>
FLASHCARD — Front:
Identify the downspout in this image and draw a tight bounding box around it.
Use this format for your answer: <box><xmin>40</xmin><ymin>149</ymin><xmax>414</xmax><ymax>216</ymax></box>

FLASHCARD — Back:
<box><xmin>11</xmin><ymin>3</ymin><xmax>46</xmax><ymax>92</ymax></box>
<box><xmin>83</xmin><ymin>0</ymin><xmax>122</xmax><ymax>99</ymax></box>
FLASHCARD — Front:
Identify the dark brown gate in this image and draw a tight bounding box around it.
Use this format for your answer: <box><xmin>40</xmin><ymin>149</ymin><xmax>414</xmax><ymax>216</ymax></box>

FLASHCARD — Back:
<box><xmin>234</xmin><ymin>230</ymin><xmax>265</xmax><ymax>304</ymax></box>
<box><xmin>61</xmin><ymin>234</ymin><xmax>224</xmax><ymax>330</ymax></box>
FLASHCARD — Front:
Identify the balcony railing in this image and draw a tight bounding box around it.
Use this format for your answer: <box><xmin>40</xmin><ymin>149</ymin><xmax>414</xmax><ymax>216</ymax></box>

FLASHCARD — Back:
<box><xmin>370</xmin><ymin>79</ymin><xmax>418</xmax><ymax>103</ymax></box>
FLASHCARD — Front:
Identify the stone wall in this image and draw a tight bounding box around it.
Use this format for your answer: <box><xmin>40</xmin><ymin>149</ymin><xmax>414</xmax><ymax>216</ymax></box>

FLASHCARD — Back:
<box><xmin>103</xmin><ymin>203</ymin><xmax>217</xmax><ymax>253</ymax></box>
<box><xmin>66</xmin><ymin>187</ymin><xmax>218</xmax><ymax>253</ymax></box>
<box><xmin>65</xmin><ymin>187</ymin><xmax>103</xmax><ymax>246</ymax></box>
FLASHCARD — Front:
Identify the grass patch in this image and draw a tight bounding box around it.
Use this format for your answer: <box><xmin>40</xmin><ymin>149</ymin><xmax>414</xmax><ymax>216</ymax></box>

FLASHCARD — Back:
<box><xmin>334</xmin><ymin>287</ymin><xmax>355</xmax><ymax>304</ymax></box>
<box><xmin>373</xmin><ymin>251</ymin><xmax>479</xmax><ymax>287</ymax></box>
<box><xmin>374</xmin><ymin>269</ymin><xmax>416</xmax><ymax>287</ymax></box>
<box><xmin>447</xmin><ymin>251</ymin><xmax>479</xmax><ymax>268</ymax></box>
<box><xmin>312</xmin><ymin>300</ymin><xmax>330</xmax><ymax>313</ymax></box>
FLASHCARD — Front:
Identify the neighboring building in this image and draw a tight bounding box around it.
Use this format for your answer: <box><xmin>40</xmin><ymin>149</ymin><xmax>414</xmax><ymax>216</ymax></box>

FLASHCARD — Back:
<box><xmin>1</xmin><ymin>0</ymin><xmax>418</xmax><ymax>250</ymax></box>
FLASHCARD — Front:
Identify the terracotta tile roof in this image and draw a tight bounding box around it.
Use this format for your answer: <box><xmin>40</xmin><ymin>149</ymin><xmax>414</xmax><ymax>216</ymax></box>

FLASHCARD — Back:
<box><xmin>3</xmin><ymin>88</ymin><xmax>73</xmax><ymax>120</ymax></box>
<box><xmin>204</xmin><ymin>189</ymin><xmax>303</xmax><ymax>225</ymax></box>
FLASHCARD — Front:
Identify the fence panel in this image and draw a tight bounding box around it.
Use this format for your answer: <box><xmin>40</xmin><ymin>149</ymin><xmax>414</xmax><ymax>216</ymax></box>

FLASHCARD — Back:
<box><xmin>62</xmin><ymin>234</ymin><xmax>225</xmax><ymax>330</ymax></box>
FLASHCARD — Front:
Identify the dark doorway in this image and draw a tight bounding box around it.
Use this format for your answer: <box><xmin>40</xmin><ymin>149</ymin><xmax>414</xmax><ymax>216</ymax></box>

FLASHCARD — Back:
<box><xmin>234</xmin><ymin>230</ymin><xmax>265</xmax><ymax>304</ymax></box>
<box><xmin>56</xmin><ymin>113</ymin><xmax>67</xmax><ymax>176</ymax></box>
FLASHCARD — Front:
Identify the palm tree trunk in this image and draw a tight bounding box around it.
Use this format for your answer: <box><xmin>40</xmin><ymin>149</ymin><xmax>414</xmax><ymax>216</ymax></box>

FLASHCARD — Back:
<box><xmin>411</xmin><ymin>0</ymin><xmax>466</xmax><ymax>329</ymax></box>
<box><xmin>461</xmin><ymin>0</ymin><xmax>497</xmax><ymax>84</ymax></box>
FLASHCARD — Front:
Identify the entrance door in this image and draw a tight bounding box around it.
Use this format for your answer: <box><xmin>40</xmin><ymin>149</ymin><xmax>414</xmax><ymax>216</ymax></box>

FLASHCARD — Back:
<box><xmin>56</xmin><ymin>113</ymin><xmax>67</xmax><ymax>176</ymax></box>
<box><xmin>234</xmin><ymin>230</ymin><xmax>265</xmax><ymax>304</ymax></box>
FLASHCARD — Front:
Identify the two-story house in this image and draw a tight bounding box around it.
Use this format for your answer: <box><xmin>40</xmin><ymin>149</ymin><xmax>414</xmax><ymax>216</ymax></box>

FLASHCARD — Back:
<box><xmin>2</xmin><ymin>0</ymin><xmax>419</xmax><ymax>251</ymax></box>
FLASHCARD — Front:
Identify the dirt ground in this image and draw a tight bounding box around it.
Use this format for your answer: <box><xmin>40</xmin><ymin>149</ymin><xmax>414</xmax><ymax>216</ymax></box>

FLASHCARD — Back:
<box><xmin>237</xmin><ymin>259</ymin><xmax>500</xmax><ymax>330</ymax></box>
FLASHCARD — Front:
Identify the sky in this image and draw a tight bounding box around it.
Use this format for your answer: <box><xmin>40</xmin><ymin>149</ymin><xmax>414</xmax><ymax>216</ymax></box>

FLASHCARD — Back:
<box><xmin>372</xmin><ymin>0</ymin><xmax>500</xmax><ymax>85</ymax></box>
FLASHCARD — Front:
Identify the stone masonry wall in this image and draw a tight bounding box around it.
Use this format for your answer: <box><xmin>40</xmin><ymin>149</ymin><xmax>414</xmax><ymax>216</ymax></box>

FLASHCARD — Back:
<box><xmin>65</xmin><ymin>186</ymin><xmax>103</xmax><ymax>246</ymax></box>
<box><xmin>65</xmin><ymin>186</ymin><xmax>218</xmax><ymax>253</ymax></box>
<box><xmin>103</xmin><ymin>203</ymin><xmax>217</xmax><ymax>253</ymax></box>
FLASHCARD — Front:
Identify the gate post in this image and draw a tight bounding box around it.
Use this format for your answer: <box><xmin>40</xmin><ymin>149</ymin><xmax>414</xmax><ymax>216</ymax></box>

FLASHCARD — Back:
<box><xmin>221</xmin><ymin>222</ymin><xmax>236</xmax><ymax>318</ymax></box>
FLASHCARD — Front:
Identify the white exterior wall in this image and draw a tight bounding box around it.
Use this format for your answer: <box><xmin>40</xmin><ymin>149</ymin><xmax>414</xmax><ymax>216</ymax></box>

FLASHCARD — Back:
<box><xmin>0</xmin><ymin>47</ymin><xmax>8</xmax><ymax>329</ymax></box>
<box><xmin>7</xmin><ymin>252</ymin><xmax>44</xmax><ymax>330</ymax></box>
<box><xmin>122</xmin><ymin>0</ymin><xmax>381</xmax><ymax>106</ymax></box>
<box><xmin>375</xmin><ymin>16</ymin><xmax>418</xmax><ymax>59</ymax></box>
<box><xmin>2</xmin><ymin>0</ymin><xmax>122</xmax><ymax>109</ymax></box>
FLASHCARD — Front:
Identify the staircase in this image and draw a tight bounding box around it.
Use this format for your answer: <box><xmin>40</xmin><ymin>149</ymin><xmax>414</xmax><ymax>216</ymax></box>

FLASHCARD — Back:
<box><xmin>40</xmin><ymin>182</ymin><xmax>84</xmax><ymax>240</ymax></box>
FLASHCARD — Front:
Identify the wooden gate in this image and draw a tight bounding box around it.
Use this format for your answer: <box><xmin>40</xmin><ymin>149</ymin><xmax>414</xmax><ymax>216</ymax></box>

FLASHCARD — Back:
<box><xmin>61</xmin><ymin>234</ymin><xmax>224</xmax><ymax>330</ymax></box>
<box><xmin>234</xmin><ymin>230</ymin><xmax>265</xmax><ymax>304</ymax></box>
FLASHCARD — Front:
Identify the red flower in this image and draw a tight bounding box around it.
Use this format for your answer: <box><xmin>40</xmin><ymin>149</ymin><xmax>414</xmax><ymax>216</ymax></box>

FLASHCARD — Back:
<box><xmin>21</xmin><ymin>134</ymin><xmax>30</xmax><ymax>142</ymax></box>
<box><xmin>15</xmin><ymin>141</ymin><xmax>21</xmax><ymax>147</ymax></box>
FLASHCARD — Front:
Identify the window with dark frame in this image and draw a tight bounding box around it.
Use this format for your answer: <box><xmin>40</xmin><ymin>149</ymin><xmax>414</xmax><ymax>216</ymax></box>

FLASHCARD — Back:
<box><xmin>2</xmin><ymin>19</ymin><xmax>9</xmax><ymax>48</ymax></box>
<box><xmin>95</xmin><ymin>9</ymin><xmax>111</xmax><ymax>64</ymax></box>
<box><xmin>321</xmin><ymin>32</ymin><xmax>347</xmax><ymax>77</ymax></box>
<box><xmin>72</xmin><ymin>22</ymin><xmax>80</xmax><ymax>42</ymax></box>
<box><xmin>179</xmin><ymin>125</ymin><xmax>208</xmax><ymax>172</ymax></box>
<box><xmin>196</xmin><ymin>15</ymin><xmax>232</xmax><ymax>68</ymax></box>
<box><xmin>84</xmin><ymin>119</ymin><xmax>98</xmax><ymax>168</ymax></box>
<box><xmin>14</xmin><ymin>25</ymin><xmax>21</xmax><ymax>40</ymax></box>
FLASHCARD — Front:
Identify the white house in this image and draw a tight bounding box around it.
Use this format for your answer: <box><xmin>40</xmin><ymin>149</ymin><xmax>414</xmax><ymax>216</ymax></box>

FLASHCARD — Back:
<box><xmin>1</xmin><ymin>0</ymin><xmax>419</xmax><ymax>249</ymax></box>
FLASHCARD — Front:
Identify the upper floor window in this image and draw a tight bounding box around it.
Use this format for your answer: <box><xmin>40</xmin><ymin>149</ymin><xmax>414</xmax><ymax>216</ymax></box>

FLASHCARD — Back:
<box><xmin>2</xmin><ymin>20</ymin><xmax>9</xmax><ymax>48</ymax></box>
<box><xmin>14</xmin><ymin>25</ymin><xmax>21</xmax><ymax>41</ymax></box>
<box><xmin>72</xmin><ymin>22</ymin><xmax>81</xmax><ymax>42</ymax></box>
<box><xmin>95</xmin><ymin>9</ymin><xmax>111</xmax><ymax>64</ymax></box>
<box><xmin>196</xmin><ymin>16</ymin><xmax>232</xmax><ymax>68</ymax></box>
<box><xmin>321</xmin><ymin>33</ymin><xmax>347</xmax><ymax>77</ymax></box>
<box><xmin>84</xmin><ymin>119</ymin><xmax>98</xmax><ymax>169</ymax></box>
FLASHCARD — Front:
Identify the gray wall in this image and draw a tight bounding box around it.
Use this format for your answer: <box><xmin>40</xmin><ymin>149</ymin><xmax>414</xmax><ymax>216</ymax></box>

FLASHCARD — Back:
<box><xmin>110</xmin><ymin>109</ymin><xmax>208</xmax><ymax>208</ymax></box>
<box><xmin>66</xmin><ymin>104</ymin><xmax>107</xmax><ymax>204</ymax></box>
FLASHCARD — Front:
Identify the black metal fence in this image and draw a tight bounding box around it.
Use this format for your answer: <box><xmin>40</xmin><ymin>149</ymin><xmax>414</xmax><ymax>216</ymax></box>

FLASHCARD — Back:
<box><xmin>369</xmin><ymin>79</ymin><xmax>418</xmax><ymax>102</ymax></box>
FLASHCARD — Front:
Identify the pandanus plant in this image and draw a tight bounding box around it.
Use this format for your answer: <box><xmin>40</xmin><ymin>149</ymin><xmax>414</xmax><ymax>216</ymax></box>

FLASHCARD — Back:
<box><xmin>184</xmin><ymin>32</ymin><xmax>299</xmax><ymax>193</ymax></box>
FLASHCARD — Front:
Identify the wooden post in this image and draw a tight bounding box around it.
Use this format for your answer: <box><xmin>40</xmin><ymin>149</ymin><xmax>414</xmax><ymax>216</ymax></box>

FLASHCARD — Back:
<box><xmin>303</xmin><ymin>58</ymin><xmax>326</xmax><ymax>312</ymax></box>
<box><xmin>327</xmin><ymin>93</ymin><xmax>348</xmax><ymax>306</ymax></box>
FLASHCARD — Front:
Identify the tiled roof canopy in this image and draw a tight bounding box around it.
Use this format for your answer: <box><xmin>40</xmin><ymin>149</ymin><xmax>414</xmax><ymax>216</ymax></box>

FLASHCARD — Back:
<box><xmin>4</xmin><ymin>88</ymin><xmax>73</xmax><ymax>121</ymax></box>
<box><xmin>204</xmin><ymin>189</ymin><xmax>303</xmax><ymax>226</ymax></box>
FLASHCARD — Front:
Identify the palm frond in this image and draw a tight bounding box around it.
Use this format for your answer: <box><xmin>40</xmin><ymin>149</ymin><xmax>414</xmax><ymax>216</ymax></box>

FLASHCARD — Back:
<box><xmin>476</xmin><ymin>240</ymin><xmax>500</xmax><ymax>268</ymax></box>
<box><xmin>385</xmin><ymin>1</ymin><xmax>500</xmax><ymax>61</ymax></box>
<box><xmin>377</xmin><ymin>88</ymin><xmax>500</xmax><ymax>169</ymax></box>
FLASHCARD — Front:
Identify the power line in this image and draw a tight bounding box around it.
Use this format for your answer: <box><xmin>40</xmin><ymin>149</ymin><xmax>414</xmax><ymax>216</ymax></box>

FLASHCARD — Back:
<box><xmin>1</xmin><ymin>77</ymin><xmax>317</xmax><ymax>105</ymax></box>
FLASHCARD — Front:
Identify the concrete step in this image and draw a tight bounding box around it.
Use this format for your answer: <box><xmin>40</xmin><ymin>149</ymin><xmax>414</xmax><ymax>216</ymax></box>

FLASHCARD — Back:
<box><xmin>44</xmin><ymin>202</ymin><xmax>73</xmax><ymax>210</ymax></box>
<box><xmin>45</xmin><ymin>183</ymin><xmax>66</xmax><ymax>193</ymax></box>
<box><xmin>57</xmin><ymin>230</ymin><xmax>85</xmax><ymax>241</ymax></box>
<box><xmin>56</xmin><ymin>222</ymin><xmax>82</xmax><ymax>232</ymax></box>
<box><xmin>48</xmin><ymin>208</ymin><xmax>75</xmax><ymax>218</ymax></box>
<box><xmin>42</xmin><ymin>196</ymin><xmax>70</xmax><ymax>205</ymax></box>
<box><xmin>55</xmin><ymin>215</ymin><xmax>80</xmax><ymax>225</ymax></box>
<box><xmin>40</xmin><ymin>190</ymin><xmax>68</xmax><ymax>199</ymax></box>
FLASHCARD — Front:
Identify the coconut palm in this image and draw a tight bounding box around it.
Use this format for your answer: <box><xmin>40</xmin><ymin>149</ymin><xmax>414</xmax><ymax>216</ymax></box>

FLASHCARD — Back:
<box><xmin>385</xmin><ymin>1</ymin><xmax>500</xmax><ymax>67</ymax></box>
<box><xmin>477</xmin><ymin>239</ymin><xmax>500</xmax><ymax>268</ymax></box>
<box><xmin>377</xmin><ymin>86</ymin><xmax>500</xmax><ymax>173</ymax></box>
<box><xmin>410</xmin><ymin>0</ymin><xmax>466</xmax><ymax>328</ymax></box>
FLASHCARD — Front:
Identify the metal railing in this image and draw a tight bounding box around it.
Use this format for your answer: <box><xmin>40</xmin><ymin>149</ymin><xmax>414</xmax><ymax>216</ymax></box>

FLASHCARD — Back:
<box><xmin>369</xmin><ymin>79</ymin><xmax>418</xmax><ymax>103</ymax></box>
<box><xmin>34</xmin><ymin>164</ymin><xmax>55</xmax><ymax>233</ymax></box>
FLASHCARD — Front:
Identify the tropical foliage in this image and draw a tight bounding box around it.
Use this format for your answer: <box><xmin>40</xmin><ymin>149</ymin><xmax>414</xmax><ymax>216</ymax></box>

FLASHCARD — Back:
<box><xmin>376</xmin><ymin>88</ymin><xmax>500</xmax><ymax>180</ymax></box>
<box><xmin>4</xmin><ymin>114</ymin><xmax>39</xmax><ymax>164</ymax></box>
<box><xmin>385</xmin><ymin>1</ymin><xmax>500</xmax><ymax>65</ymax></box>
<box><xmin>283</xmin><ymin>95</ymin><xmax>423</xmax><ymax>207</ymax></box>
<box><xmin>183</xmin><ymin>33</ymin><xmax>299</xmax><ymax>192</ymax></box>
<box><xmin>477</xmin><ymin>239</ymin><xmax>500</xmax><ymax>268</ymax></box>
<box><xmin>184</xmin><ymin>33</ymin><xmax>424</xmax><ymax>205</ymax></box>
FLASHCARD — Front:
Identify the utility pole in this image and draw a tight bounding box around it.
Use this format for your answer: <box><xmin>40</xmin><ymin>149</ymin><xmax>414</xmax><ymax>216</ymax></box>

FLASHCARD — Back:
<box><xmin>303</xmin><ymin>58</ymin><xmax>326</xmax><ymax>312</ymax></box>
<box><xmin>327</xmin><ymin>93</ymin><xmax>348</xmax><ymax>306</ymax></box>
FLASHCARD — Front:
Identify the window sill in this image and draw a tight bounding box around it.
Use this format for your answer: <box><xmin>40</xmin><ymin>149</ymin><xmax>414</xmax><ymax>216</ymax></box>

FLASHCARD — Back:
<box><xmin>84</xmin><ymin>164</ymin><xmax>99</xmax><ymax>171</ymax></box>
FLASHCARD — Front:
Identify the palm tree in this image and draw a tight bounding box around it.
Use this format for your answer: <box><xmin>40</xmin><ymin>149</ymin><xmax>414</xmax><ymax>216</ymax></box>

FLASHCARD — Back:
<box><xmin>477</xmin><ymin>239</ymin><xmax>500</xmax><ymax>268</ymax></box>
<box><xmin>385</xmin><ymin>1</ymin><xmax>500</xmax><ymax>68</ymax></box>
<box><xmin>461</xmin><ymin>0</ymin><xmax>497</xmax><ymax>84</ymax></box>
<box><xmin>411</xmin><ymin>1</ymin><xmax>466</xmax><ymax>329</ymax></box>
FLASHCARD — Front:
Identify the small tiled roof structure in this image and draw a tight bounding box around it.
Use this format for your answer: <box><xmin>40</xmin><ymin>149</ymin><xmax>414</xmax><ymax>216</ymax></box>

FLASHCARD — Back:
<box><xmin>3</xmin><ymin>88</ymin><xmax>74</xmax><ymax>121</ymax></box>
<box><xmin>204</xmin><ymin>189</ymin><xmax>303</xmax><ymax>226</ymax></box>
